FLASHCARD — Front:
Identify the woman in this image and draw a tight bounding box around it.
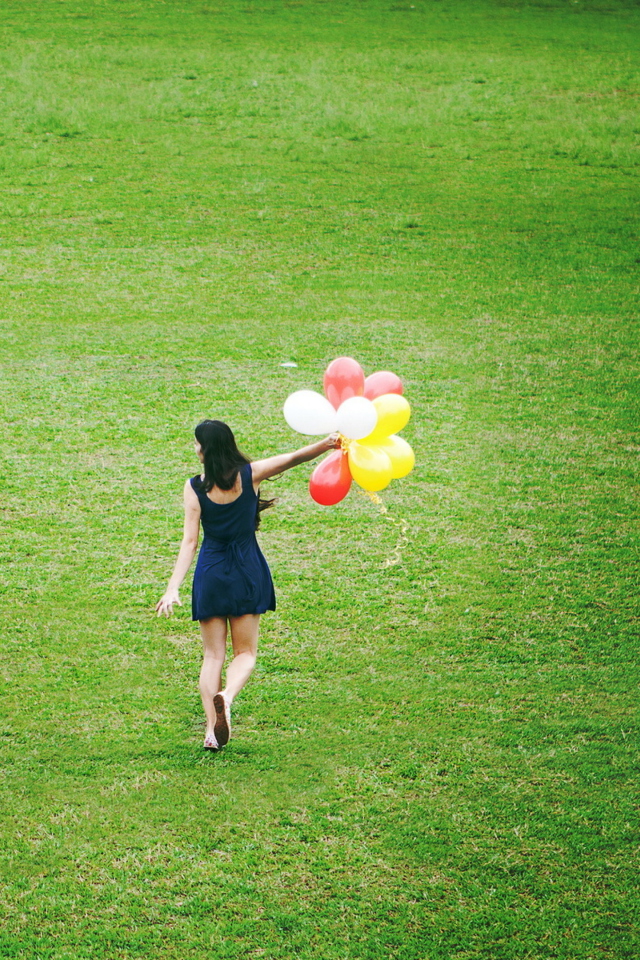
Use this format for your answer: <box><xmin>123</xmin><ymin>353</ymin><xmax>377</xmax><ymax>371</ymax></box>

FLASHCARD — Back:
<box><xmin>156</xmin><ymin>419</ymin><xmax>339</xmax><ymax>751</ymax></box>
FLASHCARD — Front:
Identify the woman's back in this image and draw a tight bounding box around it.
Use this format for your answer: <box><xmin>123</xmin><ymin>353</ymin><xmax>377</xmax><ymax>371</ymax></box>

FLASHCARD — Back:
<box><xmin>190</xmin><ymin>464</ymin><xmax>258</xmax><ymax>543</ymax></box>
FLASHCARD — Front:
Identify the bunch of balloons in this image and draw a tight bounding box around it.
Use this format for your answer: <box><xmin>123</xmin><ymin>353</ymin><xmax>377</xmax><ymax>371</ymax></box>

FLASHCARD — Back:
<box><xmin>283</xmin><ymin>356</ymin><xmax>415</xmax><ymax>505</ymax></box>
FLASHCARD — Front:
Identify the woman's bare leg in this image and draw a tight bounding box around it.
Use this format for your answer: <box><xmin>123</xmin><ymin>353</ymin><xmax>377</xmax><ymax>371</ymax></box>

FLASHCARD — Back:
<box><xmin>211</xmin><ymin>615</ymin><xmax>260</xmax><ymax>746</ymax></box>
<box><xmin>199</xmin><ymin>617</ymin><xmax>228</xmax><ymax>736</ymax></box>
<box><xmin>224</xmin><ymin>614</ymin><xmax>260</xmax><ymax>703</ymax></box>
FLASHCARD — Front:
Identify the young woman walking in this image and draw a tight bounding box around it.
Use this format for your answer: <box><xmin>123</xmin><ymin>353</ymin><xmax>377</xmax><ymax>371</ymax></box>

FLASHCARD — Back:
<box><xmin>156</xmin><ymin>419</ymin><xmax>339</xmax><ymax>750</ymax></box>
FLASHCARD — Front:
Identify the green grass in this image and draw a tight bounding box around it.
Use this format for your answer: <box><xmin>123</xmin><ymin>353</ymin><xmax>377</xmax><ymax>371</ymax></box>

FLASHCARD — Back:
<box><xmin>0</xmin><ymin>0</ymin><xmax>638</xmax><ymax>957</ymax></box>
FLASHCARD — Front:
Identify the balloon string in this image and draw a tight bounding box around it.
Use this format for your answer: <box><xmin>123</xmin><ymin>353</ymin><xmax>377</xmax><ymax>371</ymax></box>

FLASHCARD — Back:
<box><xmin>357</xmin><ymin>489</ymin><xmax>410</xmax><ymax>568</ymax></box>
<box><xmin>339</xmin><ymin>434</ymin><xmax>351</xmax><ymax>454</ymax></box>
<box><xmin>342</xmin><ymin>436</ymin><xmax>408</xmax><ymax>567</ymax></box>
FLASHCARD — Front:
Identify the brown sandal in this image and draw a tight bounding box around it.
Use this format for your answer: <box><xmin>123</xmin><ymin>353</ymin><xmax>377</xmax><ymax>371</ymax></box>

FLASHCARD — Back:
<box><xmin>213</xmin><ymin>693</ymin><xmax>231</xmax><ymax>746</ymax></box>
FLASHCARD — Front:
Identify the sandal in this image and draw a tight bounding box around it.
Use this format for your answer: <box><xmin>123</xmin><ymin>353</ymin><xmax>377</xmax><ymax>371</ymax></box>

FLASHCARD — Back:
<box><xmin>213</xmin><ymin>693</ymin><xmax>231</xmax><ymax>746</ymax></box>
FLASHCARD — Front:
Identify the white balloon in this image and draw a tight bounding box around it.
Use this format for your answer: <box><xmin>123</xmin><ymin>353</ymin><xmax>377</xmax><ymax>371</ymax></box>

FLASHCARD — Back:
<box><xmin>336</xmin><ymin>396</ymin><xmax>378</xmax><ymax>440</ymax></box>
<box><xmin>283</xmin><ymin>390</ymin><xmax>338</xmax><ymax>435</ymax></box>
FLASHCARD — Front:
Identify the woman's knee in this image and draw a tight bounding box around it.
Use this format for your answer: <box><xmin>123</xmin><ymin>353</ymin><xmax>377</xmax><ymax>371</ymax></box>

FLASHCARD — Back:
<box><xmin>229</xmin><ymin>615</ymin><xmax>260</xmax><ymax>657</ymax></box>
<box><xmin>202</xmin><ymin>649</ymin><xmax>226</xmax><ymax>665</ymax></box>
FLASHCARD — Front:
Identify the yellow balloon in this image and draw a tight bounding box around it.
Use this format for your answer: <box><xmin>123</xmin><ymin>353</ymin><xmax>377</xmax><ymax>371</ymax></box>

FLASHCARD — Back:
<box><xmin>348</xmin><ymin>441</ymin><xmax>393</xmax><ymax>492</ymax></box>
<box><xmin>365</xmin><ymin>394</ymin><xmax>411</xmax><ymax>441</ymax></box>
<box><xmin>373</xmin><ymin>435</ymin><xmax>415</xmax><ymax>479</ymax></box>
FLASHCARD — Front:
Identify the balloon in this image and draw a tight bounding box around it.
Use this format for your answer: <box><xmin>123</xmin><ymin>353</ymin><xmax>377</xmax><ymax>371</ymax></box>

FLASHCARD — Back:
<box><xmin>283</xmin><ymin>390</ymin><xmax>338</xmax><ymax>435</ymax></box>
<box><xmin>282</xmin><ymin>358</ymin><xmax>415</xmax><ymax>504</ymax></box>
<box><xmin>323</xmin><ymin>357</ymin><xmax>365</xmax><ymax>409</ymax></box>
<box><xmin>364</xmin><ymin>393</ymin><xmax>411</xmax><ymax>441</ymax></box>
<box><xmin>364</xmin><ymin>435</ymin><xmax>415</xmax><ymax>479</ymax></box>
<box><xmin>363</xmin><ymin>371</ymin><xmax>403</xmax><ymax>400</ymax></box>
<box><xmin>348</xmin><ymin>442</ymin><xmax>393</xmax><ymax>492</ymax></box>
<box><xmin>336</xmin><ymin>396</ymin><xmax>378</xmax><ymax>440</ymax></box>
<box><xmin>309</xmin><ymin>451</ymin><xmax>352</xmax><ymax>505</ymax></box>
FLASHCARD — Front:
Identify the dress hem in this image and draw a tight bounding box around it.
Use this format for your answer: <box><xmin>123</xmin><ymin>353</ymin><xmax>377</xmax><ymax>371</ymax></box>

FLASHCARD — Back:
<box><xmin>191</xmin><ymin>603</ymin><xmax>276</xmax><ymax>622</ymax></box>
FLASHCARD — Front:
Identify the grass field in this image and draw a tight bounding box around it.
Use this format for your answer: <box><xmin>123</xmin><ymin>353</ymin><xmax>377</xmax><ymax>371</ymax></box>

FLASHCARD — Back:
<box><xmin>0</xmin><ymin>0</ymin><xmax>638</xmax><ymax>957</ymax></box>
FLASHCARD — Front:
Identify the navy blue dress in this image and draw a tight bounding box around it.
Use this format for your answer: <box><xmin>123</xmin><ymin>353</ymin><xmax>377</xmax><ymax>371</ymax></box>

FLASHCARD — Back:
<box><xmin>190</xmin><ymin>463</ymin><xmax>276</xmax><ymax>620</ymax></box>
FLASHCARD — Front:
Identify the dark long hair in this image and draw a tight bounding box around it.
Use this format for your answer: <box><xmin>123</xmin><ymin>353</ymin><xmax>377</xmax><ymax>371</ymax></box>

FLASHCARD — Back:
<box><xmin>194</xmin><ymin>420</ymin><xmax>274</xmax><ymax>526</ymax></box>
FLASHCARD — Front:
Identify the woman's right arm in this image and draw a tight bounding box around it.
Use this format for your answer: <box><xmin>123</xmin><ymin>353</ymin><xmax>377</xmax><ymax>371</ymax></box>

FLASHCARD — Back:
<box><xmin>251</xmin><ymin>434</ymin><xmax>341</xmax><ymax>485</ymax></box>
<box><xmin>155</xmin><ymin>480</ymin><xmax>201</xmax><ymax>617</ymax></box>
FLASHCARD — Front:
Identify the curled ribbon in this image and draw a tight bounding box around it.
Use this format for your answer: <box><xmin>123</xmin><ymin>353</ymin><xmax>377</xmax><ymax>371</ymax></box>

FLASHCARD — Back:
<box><xmin>357</xmin><ymin>487</ymin><xmax>410</xmax><ymax>568</ymax></box>
<box><xmin>339</xmin><ymin>433</ymin><xmax>351</xmax><ymax>455</ymax></box>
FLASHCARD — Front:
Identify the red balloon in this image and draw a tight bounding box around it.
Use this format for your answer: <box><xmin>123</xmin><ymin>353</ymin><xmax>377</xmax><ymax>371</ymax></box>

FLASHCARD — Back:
<box><xmin>323</xmin><ymin>357</ymin><xmax>365</xmax><ymax>409</ymax></box>
<box><xmin>363</xmin><ymin>370</ymin><xmax>403</xmax><ymax>400</ymax></box>
<box><xmin>309</xmin><ymin>451</ymin><xmax>352</xmax><ymax>506</ymax></box>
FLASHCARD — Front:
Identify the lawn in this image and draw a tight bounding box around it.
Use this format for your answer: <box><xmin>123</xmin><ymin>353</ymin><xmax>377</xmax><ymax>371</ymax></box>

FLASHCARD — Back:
<box><xmin>0</xmin><ymin>0</ymin><xmax>638</xmax><ymax>957</ymax></box>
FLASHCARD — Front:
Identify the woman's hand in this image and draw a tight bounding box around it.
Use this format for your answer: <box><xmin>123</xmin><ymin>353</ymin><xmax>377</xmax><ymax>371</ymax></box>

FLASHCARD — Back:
<box><xmin>322</xmin><ymin>433</ymin><xmax>342</xmax><ymax>452</ymax></box>
<box><xmin>156</xmin><ymin>588</ymin><xmax>182</xmax><ymax>618</ymax></box>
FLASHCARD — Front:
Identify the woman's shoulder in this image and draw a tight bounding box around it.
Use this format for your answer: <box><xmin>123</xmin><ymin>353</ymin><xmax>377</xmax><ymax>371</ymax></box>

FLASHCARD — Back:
<box><xmin>187</xmin><ymin>475</ymin><xmax>204</xmax><ymax>495</ymax></box>
<box><xmin>241</xmin><ymin>461</ymin><xmax>255</xmax><ymax>489</ymax></box>
<box><xmin>182</xmin><ymin>477</ymin><xmax>203</xmax><ymax>514</ymax></box>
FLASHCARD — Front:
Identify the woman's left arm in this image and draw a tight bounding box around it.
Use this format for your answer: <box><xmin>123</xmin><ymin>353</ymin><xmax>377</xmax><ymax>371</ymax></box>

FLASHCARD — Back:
<box><xmin>156</xmin><ymin>480</ymin><xmax>201</xmax><ymax>617</ymax></box>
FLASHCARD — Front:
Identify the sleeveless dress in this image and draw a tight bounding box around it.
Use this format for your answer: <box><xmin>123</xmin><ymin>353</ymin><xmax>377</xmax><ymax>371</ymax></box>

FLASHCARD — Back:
<box><xmin>190</xmin><ymin>463</ymin><xmax>276</xmax><ymax>620</ymax></box>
